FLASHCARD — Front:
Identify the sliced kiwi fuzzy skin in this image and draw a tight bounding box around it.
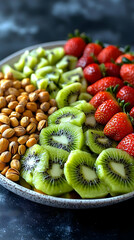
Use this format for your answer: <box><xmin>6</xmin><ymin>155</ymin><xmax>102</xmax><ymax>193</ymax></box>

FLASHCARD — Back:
<box><xmin>95</xmin><ymin>148</ymin><xmax>134</xmax><ymax>196</ymax></box>
<box><xmin>64</xmin><ymin>150</ymin><xmax>109</xmax><ymax>198</ymax></box>
<box><xmin>39</xmin><ymin>123</ymin><xmax>84</xmax><ymax>152</ymax></box>
<box><xmin>33</xmin><ymin>146</ymin><xmax>73</xmax><ymax>196</ymax></box>
<box><xmin>48</xmin><ymin>106</ymin><xmax>86</xmax><ymax>127</ymax></box>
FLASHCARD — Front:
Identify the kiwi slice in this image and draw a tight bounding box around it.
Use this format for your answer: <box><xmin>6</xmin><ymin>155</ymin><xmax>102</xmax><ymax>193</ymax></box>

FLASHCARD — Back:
<box><xmin>48</xmin><ymin>106</ymin><xmax>86</xmax><ymax>127</ymax></box>
<box><xmin>95</xmin><ymin>148</ymin><xmax>134</xmax><ymax>196</ymax></box>
<box><xmin>2</xmin><ymin>64</ymin><xmax>25</xmax><ymax>79</ymax></box>
<box><xmin>39</xmin><ymin>123</ymin><xmax>84</xmax><ymax>152</ymax></box>
<box><xmin>72</xmin><ymin>101</ymin><xmax>103</xmax><ymax>132</ymax></box>
<box><xmin>30</xmin><ymin>47</ymin><xmax>46</xmax><ymax>58</ymax></box>
<box><xmin>35</xmin><ymin>66</ymin><xmax>54</xmax><ymax>78</ymax></box>
<box><xmin>56</xmin><ymin>55</ymin><xmax>77</xmax><ymax>71</ymax></box>
<box><xmin>46</xmin><ymin>47</ymin><xmax>65</xmax><ymax>65</ymax></box>
<box><xmin>20</xmin><ymin>144</ymin><xmax>49</xmax><ymax>186</ymax></box>
<box><xmin>56</xmin><ymin>83</ymin><xmax>82</xmax><ymax>108</ymax></box>
<box><xmin>85</xmin><ymin>130</ymin><xmax>117</xmax><ymax>154</ymax></box>
<box><xmin>78</xmin><ymin>92</ymin><xmax>93</xmax><ymax>102</ymax></box>
<box><xmin>23</xmin><ymin>66</ymin><xmax>33</xmax><ymax>77</ymax></box>
<box><xmin>35</xmin><ymin>58</ymin><xmax>49</xmax><ymax>70</ymax></box>
<box><xmin>33</xmin><ymin>146</ymin><xmax>73</xmax><ymax>196</ymax></box>
<box><xmin>64</xmin><ymin>150</ymin><xmax>108</xmax><ymax>198</ymax></box>
<box><xmin>59</xmin><ymin>67</ymin><xmax>83</xmax><ymax>88</ymax></box>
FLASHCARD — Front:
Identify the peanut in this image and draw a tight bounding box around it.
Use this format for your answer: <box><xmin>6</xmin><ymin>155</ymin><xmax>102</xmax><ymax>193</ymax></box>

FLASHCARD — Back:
<box><xmin>36</xmin><ymin>112</ymin><xmax>47</xmax><ymax>121</ymax></box>
<box><xmin>26</xmin><ymin>102</ymin><xmax>37</xmax><ymax>112</ymax></box>
<box><xmin>15</xmin><ymin>104</ymin><xmax>25</xmax><ymax>113</ymax></box>
<box><xmin>9</xmin><ymin>141</ymin><xmax>18</xmax><ymax>155</ymax></box>
<box><xmin>0</xmin><ymin>151</ymin><xmax>11</xmax><ymax>163</ymax></box>
<box><xmin>18</xmin><ymin>145</ymin><xmax>26</xmax><ymax>155</ymax></box>
<box><xmin>14</xmin><ymin>126</ymin><xmax>26</xmax><ymax>136</ymax></box>
<box><xmin>8</xmin><ymin>101</ymin><xmax>18</xmax><ymax>110</ymax></box>
<box><xmin>1</xmin><ymin>108</ymin><xmax>12</xmax><ymax>115</ymax></box>
<box><xmin>2</xmin><ymin>128</ymin><xmax>15</xmax><ymax>138</ymax></box>
<box><xmin>20</xmin><ymin>116</ymin><xmax>30</xmax><ymax>127</ymax></box>
<box><xmin>12</xmin><ymin>153</ymin><xmax>20</xmax><ymax>160</ymax></box>
<box><xmin>10</xmin><ymin>159</ymin><xmax>21</xmax><ymax>170</ymax></box>
<box><xmin>26</xmin><ymin>138</ymin><xmax>37</xmax><ymax>147</ymax></box>
<box><xmin>0</xmin><ymin>96</ymin><xmax>7</xmax><ymax>109</ymax></box>
<box><xmin>25</xmin><ymin>84</ymin><xmax>36</xmax><ymax>93</ymax></box>
<box><xmin>29</xmin><ymin>92</ymin><xmax>38</xmax><ymax>102</ymax></box>
<box><xmin>40</xmin><ymin>102</ymin><xmax>50</xmax><ymax>112</ymax></box>
<box><xmin>0</xmin><ymin>124</ymin><xmax>10</xmax><ymax>134</ymax></box>
<box><xmin>23</xmin><ymin>110</ymin><xmax>33</xmax><ymax>118</ymax></box>
<box><xmin>38</xmin><ymin>91</ymin><xmax>49</xmax><ymax>103</ymax></box>
<box><xmin>26</xmin><ymin>122</ymin><xmax>36</xmax><ymax>134</ymax></box>
<box><xmin>10</xmin><ymin>117</ymin><xmax>19</xmax><ymax>127</ymax></box>
<box><xmin>18</xmin><ymin>135</ymin><xmax>29</xmax><ymax>145</ymax></box>
<box><xmin>21</xmin><ymin>78</ymin><xmax>30</xmax><ymax>87</ymax></box>
<box><xmin>49</xmin><ymin>99</ymin><xmax>57</xmax><ymax>107</ymax></box>
<box><xmin>0</xmin><ymin>138</ymin><xmax>9</xmax><ymax>153</ymax></box>
<box><xmin>0</xmin><ymin>161</ymin><xmax>6</xmax><ymax>171</ymax></box>
<box><xmin>48</xmin><ymin>106</ymin><xmax>57</xmax><ymax>115</ymax></box>
<box><xmin>37</xmin><ymin>120</ymin><xmax>47</xmax><ymax>131</ymax></box>
<box><xmin>6</xmin><ymin>95</ymin><xmax>16</xmax><ymax>103</ymax></box>
<box><xmin>1</xmin><ymin>166</ymin><xmax>9</xmax><ymax>175</ymax></box>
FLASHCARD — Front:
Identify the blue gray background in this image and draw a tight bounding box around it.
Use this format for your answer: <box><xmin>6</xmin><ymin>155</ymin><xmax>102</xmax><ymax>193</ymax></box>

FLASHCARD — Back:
<box><xmin>0</xmin><ymin>0</ymin><xmax>134</xmax><ymax>239</ymax></box>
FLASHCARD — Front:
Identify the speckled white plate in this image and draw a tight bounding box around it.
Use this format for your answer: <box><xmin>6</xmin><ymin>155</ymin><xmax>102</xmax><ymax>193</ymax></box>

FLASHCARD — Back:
<box><xmin>0</xmin><ymin>41</ymin><xmax>134</xmax><ymax>209</ymax></box>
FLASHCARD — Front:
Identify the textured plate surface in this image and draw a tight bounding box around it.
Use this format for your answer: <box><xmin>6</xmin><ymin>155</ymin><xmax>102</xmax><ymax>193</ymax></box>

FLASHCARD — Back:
<box><xmin>0</xmin><ymin>41</ymin><xmax>134</xmax><ymax>209</ymax></box>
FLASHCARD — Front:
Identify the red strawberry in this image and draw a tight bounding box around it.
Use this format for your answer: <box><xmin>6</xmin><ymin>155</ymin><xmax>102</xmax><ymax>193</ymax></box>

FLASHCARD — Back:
<box><xmin>95</xmin><ymin>99</ymin><xmax>121</xmax><ymax>125</ymax></box>
<box><xmin>116</xmin><ymin>86</ymin><xmax>134</xmax><ymax>110</ymax></box>
<box><xmin>97</xmin><ymin>45</ymin><xmax>122</xmax><ymax>63</ymax></box>
<box><xmin>117</xmin><ymin>133</ymin><xmax>134</xmax><ymax>157</ymax></box>
<box><xmin>76</xmin><ymin>55</ymin><xmax>94</xmax><ymax>69</ymax></box>
<box><xmin>120</xmin><ymin>64</ymin><xmax>134</xmax><ymax>87</ymax></box>
<box><xmin>104</xmin><ymin>112</ymin><xmax>133</xmax><ymax>141</ymax></box>
<box><xmin>64</xmin><ymin>37</ymin><xmax>86</xmax><ymax>58</ymax></box>
<box><xmin>83</xmin><ymin>43</ymin><xmax>103</xmax><ymax>57</ymax></box>
<box><xmin>89</xmin><ymin>91</ymin><xmax>115</xmax><ymax>109</ymax></box>
<box><xmin>87</xmin><ymin>76</ymin><xmax>123</xmax><ymax>95</ymax></box>
<box><xmin>84</xmin><ymin>63</ymin><xmax>102</xmax><ymax>84</ymax></box>
<box><xmin>115</xmin><ymin>53</ymin><xmax>134</xmax><ymax>64</ymax></box>
<box><xmin>130</xmin><ymin>107</ymin><xmax>134</xmax><ymax>118</ymax></box>
<box><xmin>103</xmin><ymin>63</ymin><xmax>120</xmax><ymax>77</ymax></box>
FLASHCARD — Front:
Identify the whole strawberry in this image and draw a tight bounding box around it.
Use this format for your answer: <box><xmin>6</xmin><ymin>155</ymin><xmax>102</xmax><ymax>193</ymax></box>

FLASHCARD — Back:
<box><xmin>83</xmin><ymin>43</ymin><xmax>103</xmax><ymax>57</ymax></box>
<box><xmin>130</xmin><ymin>107</ymin><xmax>134</xmax><ymax>118</ymax></box>
<box><xmin>104</xmin><ymin>112</ymin><xmax>133</xmax><ymax>141</ymax></box>
<box><xmin>64</xmin><ymin>37</ymin><xmax>86</xmax><ymax>58</ymax></box>
<box><xmin>117</xmin><ymin>133</ymin><xmax>134</xmax><ymax>157</ymax></box>
<box><xmin>103</xmin><ymin>63</ymin><xmax>120</xmax><ymax>77</ymax></box>
<box><xmin>120</xmin><ymin>64</ymin><xmax>134</xmax><ymax>87</ymax></box>
<box><xmin>116</xmin><ymin>86</ymin><xmax>134</xmax><ymax>110</ymax></box>
<box><xmin>89</xmin><ymin>91</ymin><xmax>115</xmax><ymax>109</ymax></box>
<box><xmin>76</xmin><ymin>55</ymin><xmax>94</xmax><ymax>69</ymax></box>
<box><xmin>95</xmin><ymin>99</ymin><xmax>121</xmax><ymax>125</ymax></box>
<box><xmin>115</xmin><ymin>53</ymin><xmax>134</xmax><ymax>64</ymax></box>
<box><xmin>87</xmin><ymin>76</ymin><xmax>123</xmax><ymax>95</ymax></box>
<box><xmin>84</xmin><ymin>63</ymin><xmax>102</xmax><ymax>84</ymax></box>
<box><xmin>97</xmin><ymin>45</ymin><xmax>122</xmax><ymax>63</ymax></box>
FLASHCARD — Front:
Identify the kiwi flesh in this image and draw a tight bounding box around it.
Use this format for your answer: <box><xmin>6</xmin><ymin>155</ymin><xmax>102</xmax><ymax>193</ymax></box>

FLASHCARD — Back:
<box><xmin>78</xmin><ymin>92</ymin><xmax>93</xmax><ymax>102</ymax></box>
<box><xmin>64</xmin><ymin>150</ymin><xmax>108</xmax><ymax>198</ymax></box>
<box><xmin>56</xmin><ymin>83</ymin><xmax>82</xmax><ymax>108</ymax></box>
<box><xmin>2</xmin><ymin>64</ymin><xmax>25</xmax><ymax>79</ymax></box>
<box><xmin>59</xmin><ymin>67</ymin><xmax>83</xmax><ymax>88</ymax></box>
<box><xmin>39</xmin><ymin>123</ymin><xmax>84</xmax><ymax>152</ymax></box>
<box><xmin>85</xmin><ymin>130</ymin><xmax>117</xmax><ymax>154</ymax></box>
<box><xmin>56</xmin><ymin>55</ymin><xmax>77</xmax><ymax>72</ymax></box>
<box><xmin>95</xmin><ymin>148</ymin><xmax>134</xmax><ymax>196</ymax></box>
<box><xmin>33</xmin><ymin>146</ymin><xmax>73</xmax><ymax>196</ymax></box>
<box><xmin>20</xmin><ymin>144</ymin><xmax>49</xmax><ymax>186</ymax></box>
<box><xmin>71</xmin><ymin>101</ymin><xmax>103</xmax><ymax>132</ymax></box>
<box><xmin>45</xmin><ymin>47</ymin><xmax>65</xmax><ymax>65</ymax></box>
<box><xmin>48</xmin><ymin>106</ymin><xmax>86</xmax><ymax>127</ymax></box>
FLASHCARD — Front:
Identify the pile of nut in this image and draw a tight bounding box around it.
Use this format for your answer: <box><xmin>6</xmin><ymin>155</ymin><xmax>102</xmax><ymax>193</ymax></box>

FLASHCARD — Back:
<box><xmin>0</xmin><ymin>72</ymin><xmax>57</xmax><ymax>182</ymax></box>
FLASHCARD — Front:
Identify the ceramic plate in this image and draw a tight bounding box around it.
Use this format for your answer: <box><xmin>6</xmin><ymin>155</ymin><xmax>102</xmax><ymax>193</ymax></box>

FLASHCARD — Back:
<box><xmin>0</xmin><ymin>41</ymin><xmax>134</xmax><ymax>209</ymax></box>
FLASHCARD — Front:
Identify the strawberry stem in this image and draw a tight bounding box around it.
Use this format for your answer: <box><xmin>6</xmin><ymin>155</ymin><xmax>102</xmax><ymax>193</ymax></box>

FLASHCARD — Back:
<box><xmin>68</xmin><ymin>29</ymin><xmax>92</xmax><ymax>43</ymax></box>
<box><xmin>95</xmin><ymin>40</ymin><xmax>104</xmax><ymax>48</ymax></box>
<box><xmin>124</xmin><ymin>45</ymin><xmax>131</xmax><ymax>53</ymax></box>
<box><xmin>106</xmin><ymin>84</ymin><xmax>119</xmax><ymax>95</ymax></box>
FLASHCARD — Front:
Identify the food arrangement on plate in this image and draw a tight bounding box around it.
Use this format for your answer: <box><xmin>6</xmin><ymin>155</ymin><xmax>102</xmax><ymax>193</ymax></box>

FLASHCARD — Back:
<box><xmin>0</xmin><ymin>30</ymin><xmax>134</xmax><ymax>200</ymax></box>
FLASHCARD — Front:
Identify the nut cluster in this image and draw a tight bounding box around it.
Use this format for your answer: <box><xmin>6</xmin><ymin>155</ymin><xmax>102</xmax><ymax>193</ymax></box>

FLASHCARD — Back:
<box><xmin>0</xmin><ymin>72</ymin><xmax>57</xmax><ymax>181</ymax></box>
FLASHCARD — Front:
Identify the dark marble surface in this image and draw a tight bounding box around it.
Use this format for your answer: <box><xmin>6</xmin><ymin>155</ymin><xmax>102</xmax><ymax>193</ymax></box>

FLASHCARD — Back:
<box><xmin>0</xmin><ymin>0</ymin><xmax>134</xmax><ymax>239</ymax></box>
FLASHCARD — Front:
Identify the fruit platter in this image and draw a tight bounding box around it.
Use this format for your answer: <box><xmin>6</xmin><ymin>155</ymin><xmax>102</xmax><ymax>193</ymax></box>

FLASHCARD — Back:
<box><xmin>0</xmin><ymin>30</ymin><xmax>134</xmax><ymax>208</ymax></box>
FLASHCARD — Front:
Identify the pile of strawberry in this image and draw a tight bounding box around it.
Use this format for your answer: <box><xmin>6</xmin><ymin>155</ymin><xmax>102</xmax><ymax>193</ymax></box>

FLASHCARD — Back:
<box><xmin>64</xmin><ymin>31</ymin><xmax>134</xmax><ymax>158</ymax></box>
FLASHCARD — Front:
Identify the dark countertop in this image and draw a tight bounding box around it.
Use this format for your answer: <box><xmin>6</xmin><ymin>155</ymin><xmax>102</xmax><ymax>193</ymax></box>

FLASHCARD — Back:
<box><xmin>0</xmin><ymin>1</ymin><xmax>134</xmax><ymax>239</ymax></box>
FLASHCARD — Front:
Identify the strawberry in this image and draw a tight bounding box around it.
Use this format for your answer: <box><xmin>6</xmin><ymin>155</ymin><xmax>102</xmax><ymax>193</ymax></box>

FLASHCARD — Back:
<box><xmin>76</xmin><ymin>55</ymin><xmax>94</xmax><ymax>69</ymax></box>
<box><xmin>83</xmin><ymin>43</ymin><xmax>103</xmax><ymax>57</ymax></box>
<box><xmin>84</xmin><ymin>63</ymin><xmax>102</xmax><ymax>84</ymax></box>
<box><xmin>115</xmin><ymin>53</ymin><xmax>134</xmax><ymax>64</ymax></box>
<box><xmin>120</xmin><ymin>64</ymin><xmax>134</xmax><ymax>87</ymax></box>
<box><xmin>130</xmin><ymin>107</ymin><xmax>134</xmax><ymax>118</ymax></box>
<box><xmin>64</xmin><ymin>37</ymin><xmax>86</xmax><ymax>58</ymax></box>
<box><xmin>97</xmin><ymin>45</ymin><xmax>122</xmax><ymax>63</ymax></box>
<box><xmin>89</xmin><ymin>91</ymin><xmax>115</xmax><ymax>109</ymax></box>
<box><xmin>116</xmin><ymin>86</ymin><xmax>134</xmax><ymax>110</ymax></box>
<box><xmin>117</xmin><ymin>133</ymin><xmax>134</xmax><ymax>157</ymax></box>
<box><xmin>95</xmin><ymin>99</ymin><xmax>121</xmax><ymax>125</ymax></box>
<box><xmin>104</xmin><ymin>112</ymin><xmax>133</xmax><ymax>141</ymax></box>
<box><xmin>103</xmin><ymin>62</ymin><xmax>120</xmax><ymax>77</ymax></box>
<box><xmin>87</xmin><ymin>76</ymin><xmax>123</xmax><ymax>95</ymax></box>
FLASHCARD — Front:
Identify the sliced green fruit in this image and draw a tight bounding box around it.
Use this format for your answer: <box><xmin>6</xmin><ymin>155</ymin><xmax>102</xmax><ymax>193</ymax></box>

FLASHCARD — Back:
<box><xmin>95</xmin><ymin>148</ymin><xmax>134</xmax><ymax>196</ymax></box>
<box><xmin>78</xmin><ymin>92</ymin><xmax>93</xmax><ymax>102</ymax></box>
<box><xmin>33</xmin><ymin>146</ymin><xmax>72</xmax><ymax>196</ymax></box>
<box><xmin>20</xmin><ymin>144</ymin><xmax>49</xmax><ymax>186</ymax></box>
<box><xmin>30</xmin><ymin>47</ymin><xmax>46</xmax><ymax>58</ymax></box>
<box><xmin>56</xmin><ymin>83</ymin><xmax>82</xmax><ymax>108</ymax></box>
<box><xmin>2</xmin><ymin>64</ymin><xmax>25</xmax><ymax>79</ymax></box>
<box><xmin>35</xmin><ymin>66</ymin><xmax>54</xmax><ymax>78</ymax></box>
<box><xmin>64</xmin><ymin>150</ymin><xmax>108</xmax><ymax>198</ymax></box>
<box><xmin>35</xmin><ymin>58</ymin><xmax>49</xmax><ymax>70</ymax></box>
<box><xmin>46</xmin><ymin>47</ymin><xmax>65</xmax><ymax>65</ymax></box>
<box><xmin>56</xmin><ymin>55</ymin><xmax>77</xmax><ymax>71</ymax></box>
<box><xmin>85</xmin><ymin>130</ymin><xmax>117</xmax><ymax>154</ymax></box>
<box><xmin>59</xmin><ymin>67</ymin><xmax>83</xmax><ymax>88</ymax></box>
<box><xmin>48</xmin><ymin>106</ymin><xmax>86</xmax><ymax>127</ymax></box>
<box><xmin>39</xmin><ymin>123</ymin><xmax>84</xmax><ymax>152</ymax></box>
<box><xmin>23</xmin><ymin>66</ymin><xmax>33</xmax><ymax>77</ymax></box>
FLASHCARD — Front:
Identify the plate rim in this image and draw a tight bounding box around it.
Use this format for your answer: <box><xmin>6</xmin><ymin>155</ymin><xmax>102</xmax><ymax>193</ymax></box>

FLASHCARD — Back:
<box><xmin>0</xmin><ymin>40</ymin><xmax>133</xmax><ymax>209</ymax></box>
